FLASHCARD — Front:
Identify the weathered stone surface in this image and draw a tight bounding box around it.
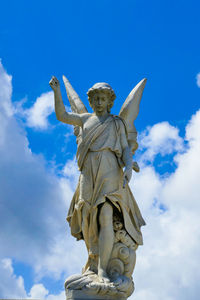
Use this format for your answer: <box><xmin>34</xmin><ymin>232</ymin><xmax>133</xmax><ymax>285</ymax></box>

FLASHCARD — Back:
<box><xmin>49</xmin><ymin>76</ymin><xmax>146</xmax><ymax>299</ymax></box>
<box><xmin>66</xmin><ymin>289</ymin><xmax>127</xmax><ymax>300</ymax></box>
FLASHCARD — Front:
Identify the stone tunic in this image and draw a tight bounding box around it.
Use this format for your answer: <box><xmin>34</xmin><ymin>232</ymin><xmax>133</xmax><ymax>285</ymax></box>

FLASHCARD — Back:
<box><xmin>67</xmin><ymin>115</ymin><xmax>145</xmax><ymax>259</ymax></box>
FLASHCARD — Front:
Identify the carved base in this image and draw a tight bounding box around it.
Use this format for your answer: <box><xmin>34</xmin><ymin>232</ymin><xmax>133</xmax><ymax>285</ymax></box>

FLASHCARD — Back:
<box><xmin>65</xmin><ymin>272</ymin><xmax>134</xmax><ymax>300</ymax></box>
<box><xmin>65</xmin><ymin>217</ymin><xmax>137</xmax><ymax>300</ymax></box>
<box><xmin>66</xmin><ymin>289</ymin><xmax>127</xmax><ymax>300</ymax></box>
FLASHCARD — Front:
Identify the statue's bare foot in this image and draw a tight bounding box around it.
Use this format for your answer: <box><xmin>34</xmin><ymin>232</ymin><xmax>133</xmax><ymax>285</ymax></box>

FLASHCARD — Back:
<box><xmin>98</xmin><ymin>269</ymin><xmax>110</xmax><ymax>284</ymax></box>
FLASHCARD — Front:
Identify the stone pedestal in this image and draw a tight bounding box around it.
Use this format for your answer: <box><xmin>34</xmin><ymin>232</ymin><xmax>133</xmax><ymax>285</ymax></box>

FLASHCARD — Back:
<box><xmin>66</xmin><ymin>289</ymin><xmax>126</xmax><ymax>300</ymax></box>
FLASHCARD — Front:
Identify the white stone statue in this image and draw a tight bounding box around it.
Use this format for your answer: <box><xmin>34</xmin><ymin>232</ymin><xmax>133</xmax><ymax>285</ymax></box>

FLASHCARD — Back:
<box><xmin>49</xmin><ymin>76</ymin><xmax>147</xmax><ymax>299</ymax></box>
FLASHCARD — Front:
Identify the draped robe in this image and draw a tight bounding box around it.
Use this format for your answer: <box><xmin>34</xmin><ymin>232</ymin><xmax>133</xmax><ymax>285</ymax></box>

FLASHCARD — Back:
<box><xmin>67</xmin><ymin>115</ymin><xmax>145</xmax><ymax>259</ymax></box>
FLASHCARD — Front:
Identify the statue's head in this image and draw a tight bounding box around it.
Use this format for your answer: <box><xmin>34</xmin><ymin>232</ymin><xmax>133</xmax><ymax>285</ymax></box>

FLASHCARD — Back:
<box><xmin>87</xmin><ymin>82</ymin><xmax>116</xmax><ymax>113</ymax></box>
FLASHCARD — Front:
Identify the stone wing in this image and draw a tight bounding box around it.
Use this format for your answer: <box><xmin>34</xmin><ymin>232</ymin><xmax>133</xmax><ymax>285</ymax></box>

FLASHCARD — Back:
<box><xmin>62</xmin><ymin>75</ymin><xmax>88</xmax><ymax>114</ymax></box>
<box><xmin>62</xmin><ymin>75</ymin><xmax>88</xmax><ymax>140</ymax></box>
<box><xmin>119</xmin><ymin>78</ymin><xmax>147</xmax><ymax>155</ymax></box>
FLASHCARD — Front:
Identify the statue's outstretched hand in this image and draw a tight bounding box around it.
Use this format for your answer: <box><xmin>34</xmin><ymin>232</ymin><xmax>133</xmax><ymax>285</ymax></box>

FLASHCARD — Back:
<box><xmin>49</xmin><ymin>76</ymin><xmax>60</xmax><ymax>92</ymax></box>
<box><xmin>123</xmin><ymin>166</ymin><xmax>132</xmax><ymax>188</ymax></box>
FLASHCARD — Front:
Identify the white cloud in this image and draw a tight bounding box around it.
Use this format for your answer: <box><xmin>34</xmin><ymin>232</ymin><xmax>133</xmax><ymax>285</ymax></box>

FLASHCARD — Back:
<box><xmin>19</xmin><ymin>88</ymin><xmax>71</xmax><ymax>130</ymax></box>
<box><xmin>0</xmin><ymin>258</ymin><xmax>27</xmax><ymax>298</ymax></box>
<box><xmin>29</xmin><ymin>283</ymin><xmax>49</xmax><ymax>299</ymax></box>
<box><xmin>0</xmin><ymin>60</ymin><xmax>13</xmax><ymax>117</ymax></box>
<box><xmin>0</xmin><ymin>61</ymin><xmax>85</xmax><ymax>283</ymax></box>
<box><xmin>29</xmin><ymin>283</ymin><xmax>66</xmax><ymax>300</ymax></box>
<box><xmin>196</xmin><ymin>72</ymin><xmax>200</xmax><ymax>87</ymax></box>
<box><xmin>25</xmin><ymin>91</ymin><xmax>54</xmax><ymax>129</ymax></box>
<box><xmin>129</xmin><ymin>110</ymin><xmax>200</xmax><ymax>300</ymax></box>
<box><xmin>30</xmin><ymin>285</ymin><xmax>65</xmax><ymax>300</ymax></box>
<box><xmin>0</xmin><ymin>258</ymin><xmax>65</xmax><ymax>300</ymax></box>
<box><xmin>139</xmin><ymin>121</ymin><xmax>184</xmax><ymax>163</ymax></box>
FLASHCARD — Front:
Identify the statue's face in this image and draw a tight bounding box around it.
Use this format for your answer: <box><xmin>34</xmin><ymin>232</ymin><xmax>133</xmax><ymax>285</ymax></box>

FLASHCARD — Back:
<box><xmin>91</xmin><ymin>92</ymin><xmax>110</xmax><ymax>115</ymax></box>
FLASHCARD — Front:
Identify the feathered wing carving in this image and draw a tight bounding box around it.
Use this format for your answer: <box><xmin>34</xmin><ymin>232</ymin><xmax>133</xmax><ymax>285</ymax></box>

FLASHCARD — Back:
<box><xmin>119</xmin><ymin>78</ymin><xmax>147</xmax><ymax>171</ymax></box>
<box><xmin>62</xmin><ymin>75</ymin><xmax>88</xmax><ymax>114</ymax></box>
<box><xmin>62</xmin><ymin>75</ymin><xmax>88</xmax><ymax>142</ymax></box>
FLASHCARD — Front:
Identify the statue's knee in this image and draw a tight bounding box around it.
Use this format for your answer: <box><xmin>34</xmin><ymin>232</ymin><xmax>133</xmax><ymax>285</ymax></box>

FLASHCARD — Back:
<box><xmin>99</xmin><ymin>202</ymin><xmax>113</xmax><ymax>226</ymax></box>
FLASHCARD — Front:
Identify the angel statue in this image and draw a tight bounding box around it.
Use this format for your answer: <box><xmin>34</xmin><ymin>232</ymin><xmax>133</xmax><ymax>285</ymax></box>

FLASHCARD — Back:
<box><xmin>49</xmin><ymin>75</ymin><xmax>147</xmax><ymax>300</ymax></box>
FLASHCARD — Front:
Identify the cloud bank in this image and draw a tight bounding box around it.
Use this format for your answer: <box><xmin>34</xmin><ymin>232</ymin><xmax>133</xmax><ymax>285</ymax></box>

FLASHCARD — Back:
<box><xmin>130</xmin><ymin>111</ymin><xmax>200</xmax><ymax>300</ymax></box>
<box><xmin>0</xmin><ymin>62</ymin><xmax>87</xmax><ymax>283</ymax></box>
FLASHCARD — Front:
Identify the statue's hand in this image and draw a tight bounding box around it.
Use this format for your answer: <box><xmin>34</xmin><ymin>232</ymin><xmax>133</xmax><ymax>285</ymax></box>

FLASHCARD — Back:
<box><xmin>49</xmin><ymin>76</ymin><xmax>60</xmax><ymax>92</ymax></box>
<box><xmin>123</xmin><ymin>166</ymin><xmax>132</xmax><ymax>188</ymax></box>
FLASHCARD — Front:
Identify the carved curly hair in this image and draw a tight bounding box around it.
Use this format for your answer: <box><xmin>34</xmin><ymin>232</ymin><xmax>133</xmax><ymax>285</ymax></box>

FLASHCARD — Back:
<box><xmin>87</xmin><ymin>82</ymin><xmax>116</xmax><ymax>113</ymax></box>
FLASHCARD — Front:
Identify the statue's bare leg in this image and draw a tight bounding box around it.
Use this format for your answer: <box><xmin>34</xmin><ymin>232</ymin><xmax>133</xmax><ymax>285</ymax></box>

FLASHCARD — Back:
<box><xmin>98</xmin><ymin>202</ymin><xmax>114</xmax><ymax>283</ymax></box>
<box><xmin>82</xmin><ymin>205</ymin><xmax>90</xmax><ymax>251</ymax></box>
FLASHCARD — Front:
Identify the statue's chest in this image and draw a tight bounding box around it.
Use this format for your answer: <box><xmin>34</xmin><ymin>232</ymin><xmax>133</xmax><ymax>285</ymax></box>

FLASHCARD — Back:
<box><xmin>83</xmin><ymin>117</ymin><xmax>104</xmax><ymax>135</ymax></box>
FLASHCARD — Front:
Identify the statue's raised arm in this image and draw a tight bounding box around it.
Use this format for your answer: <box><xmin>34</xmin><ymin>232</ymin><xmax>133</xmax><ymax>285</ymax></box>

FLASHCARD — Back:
<box><xmin>49</xmin><ymin>76</ymin><xmax>88</xmax><ymax>128</ymax></box>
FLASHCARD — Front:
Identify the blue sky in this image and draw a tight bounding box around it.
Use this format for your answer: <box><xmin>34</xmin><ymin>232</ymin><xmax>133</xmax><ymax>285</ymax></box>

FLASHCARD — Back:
<box><xmin>0</xmin><ymin>1</ymin><xmax>200</xmax><ymax>299</ymax></box>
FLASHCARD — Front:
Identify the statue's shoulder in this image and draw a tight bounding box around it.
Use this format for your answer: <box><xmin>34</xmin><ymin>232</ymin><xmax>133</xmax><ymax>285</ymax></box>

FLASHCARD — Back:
<box><xmin>111</xmin><ymin>114</ymin><xmax>123</xmax><ymax>122</ymax></box>
<box><xmin>111</xmin><ymin>115</ymin><xmax>128</xmax><ymax>134</ymax></box>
